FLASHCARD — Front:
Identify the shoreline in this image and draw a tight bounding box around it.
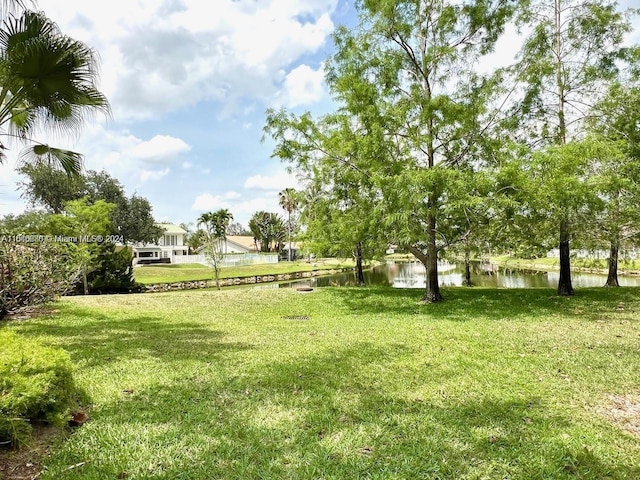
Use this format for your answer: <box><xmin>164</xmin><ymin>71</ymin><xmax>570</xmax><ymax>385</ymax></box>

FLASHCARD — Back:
<box><xmin>141</xmin><ymin>266</ymin><xmax>357</xmax><ymax>292</ymax></box>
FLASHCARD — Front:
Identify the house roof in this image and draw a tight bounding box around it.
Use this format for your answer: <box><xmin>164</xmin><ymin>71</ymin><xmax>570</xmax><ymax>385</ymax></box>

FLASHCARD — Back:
<box><xmin>157</xmin><ymin>223</ymin><xmax>187</xmax><ymax>234</ymax></box>
<box><xmin>226</xmin><ymin>235</ymin><xmax>257</xmax><ymax>251</ymax></box>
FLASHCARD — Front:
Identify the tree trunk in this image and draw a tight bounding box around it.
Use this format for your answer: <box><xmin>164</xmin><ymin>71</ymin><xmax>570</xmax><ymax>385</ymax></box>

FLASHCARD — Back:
<box><xmin>605</xmin><ymin>234</ymin><xmax>620</xmax><ymax>287</ymax></box>
<box><xmin>214</xmin><ymin>263</ymin><xmax>221</xmax><ymax>291</ymax></box>
<box><xmin>83</xmin><ymin>271</ymin><xmax>89</xmax><ymax>295</ymax></box>
<box><xmin>355</xmin><ymin>241</ymin><xmax>365</xmax><ymax>286</ymax></box>
<box><xmin>287</xmin><ymin>212</ymin><xmax>292</xmax><ymax>262</ymax></box>
<box><xmin>557</xmin><ymin>217</ymin><xmax>574</xmax><ymax>296</ymax></box>
<box><xmin>408</xmin><ymin>216</ymin><xmax>443</xmax><ymax>303</ymax></box>
<box><xmin>464</xmin><ymin>248</ymin><xmax>472</xmax><ymax>287</ymax></box>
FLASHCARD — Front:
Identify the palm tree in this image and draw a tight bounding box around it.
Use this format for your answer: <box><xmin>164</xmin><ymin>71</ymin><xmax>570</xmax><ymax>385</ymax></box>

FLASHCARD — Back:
<box><xmin>278</xmin><ymin>188</ymin><xmax>298</xmax><ymax>261</ymax></box>
<box><xmin>0</xmin><ymin>9</ymin><xmax>110</xmax><ymax>174</ymax></box>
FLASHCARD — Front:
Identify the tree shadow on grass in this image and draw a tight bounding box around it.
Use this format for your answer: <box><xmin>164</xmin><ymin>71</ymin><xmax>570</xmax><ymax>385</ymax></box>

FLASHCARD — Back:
<box><xmin>40</xmin><ymin>341</ymin><xmax>640</xmax><ymax>480</ymax></box>
<box><xmin>327</xmin><ymin>285</ymin><xmax>640</xmax><ymax>323</ymax></box>
<box><xmin>9</xmin><ymin>308</ymin><xmax>252</xmax><ymax>367</ymax></box>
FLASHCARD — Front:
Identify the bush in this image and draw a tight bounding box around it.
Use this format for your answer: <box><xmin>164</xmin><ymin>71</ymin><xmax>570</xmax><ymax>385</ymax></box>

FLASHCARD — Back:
<box><xmin>0</xmin><ymin>242</ymin><xmax>82</xmax><ymax>320</ymax></box>
<box><xmin>82</xmin><ymin>243</ymin><xmax>141</xmax><ymax>294</ymax></box>
<box><xmin>0</xmin><ymin>330</ymin><xmax>79</xmax><ymax>446</ymax></box>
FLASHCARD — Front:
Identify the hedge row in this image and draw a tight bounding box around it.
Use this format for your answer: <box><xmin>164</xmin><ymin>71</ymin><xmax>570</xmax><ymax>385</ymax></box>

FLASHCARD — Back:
<box><xmin>0</xmin><ymin>330</ymin><xmax>78</xmax><ymax>446</ymax></box>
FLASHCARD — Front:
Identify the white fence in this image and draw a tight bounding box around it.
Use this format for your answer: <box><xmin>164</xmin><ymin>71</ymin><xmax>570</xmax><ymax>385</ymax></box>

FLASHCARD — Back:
<box><xmin>172</xmin><ymin>253</ymin><xmax>279</xmax><ymax>267</ymax></box>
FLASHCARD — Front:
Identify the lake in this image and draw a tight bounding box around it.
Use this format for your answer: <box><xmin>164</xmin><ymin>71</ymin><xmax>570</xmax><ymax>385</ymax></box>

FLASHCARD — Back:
<box><xmin>266</xmin><ymin>260</ymin><xmax>640</xmax><ymax>290</ymax></box>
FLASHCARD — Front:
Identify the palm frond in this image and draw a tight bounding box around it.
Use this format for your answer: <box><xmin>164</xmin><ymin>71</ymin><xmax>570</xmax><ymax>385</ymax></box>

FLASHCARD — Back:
<box><xmin>0</xmin><ymin>10</ymin><xmax>111</xmax><ymax>139</ymax></box>
<box><xmin>18</xmin><ymin>143</ymin><xmax>83</xmax><ymax>176</ymax></box>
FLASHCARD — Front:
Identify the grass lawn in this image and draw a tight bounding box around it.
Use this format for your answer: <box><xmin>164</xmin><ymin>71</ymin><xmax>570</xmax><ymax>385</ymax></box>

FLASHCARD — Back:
<box><xmin>492</xmin><ymin>255</ymin><xmax>640</xmax><ymax>274</ymax></box>
<box><xmin>133</xmin><ymin>258</ymin><xmax>357</xmax><ymax>285</ymax></box>
<box><xmin>4</xmin><ymin>286</ymin><xmax>640</xmax><ymax>479</ymax></box>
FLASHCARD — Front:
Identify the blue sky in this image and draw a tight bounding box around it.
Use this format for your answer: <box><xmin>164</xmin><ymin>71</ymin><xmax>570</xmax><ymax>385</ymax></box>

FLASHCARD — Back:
<box><xmin>0</xmin><ymin>0</ymin><xmax>358</xmax><ymax>228</ymax></box>
<box><xmin>0</xmin><ymin>0</ymin><xmax>638</xmax><ymax>229</ymax></box>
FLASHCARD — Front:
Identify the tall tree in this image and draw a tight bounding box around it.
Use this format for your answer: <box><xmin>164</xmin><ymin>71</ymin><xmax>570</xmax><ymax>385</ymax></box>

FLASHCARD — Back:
<box><xmin>266</xmin><ymin>110</ymin><xmax>390</xmax><ymax>284</ymax></box>
<box><xmin>278</xmin><ymin>188</ymin><xmax>299</xmax><ymax>261</ymax></box>
<box><xmin>17</xmin><ymin>162</ymin><xmax>84</xmax><ymax>213</ymax></box>
<box><xmin>18</xmin><ymin>164</ymin><xmax>163</xmax><ymax>243</ymax></box>
<box><xmin>198</xmin><ymin>209</ymin><xmax>233</xmax><ymax>290</ymax></box>
<box><xmin>226</xmin><ymin>221</ymin><xmax>249</xmax><ymax>236</ymax></box>
<box><xmin>0</xmin><ymin>9</ymin><xmax>110</xmax><ymax>174</ymax></box>
<box><xmin>267</xmin><ymin>0</ymin><xmax>517</xmax><ymax>302</ymax></box>
<box><xmin>49</xmin><ymin>198</ymin><xmax>114</xmax><ymax>295</ymax></box>
<box><xmin>587</xmin><ymin>84</ymin><xmax>640</xmax><ymax>286</ymax></box>
<box><xmin>513</xmin><ymin>0</ymin><xmax>636</xmax><ymax>295</ymax></box>
<box><xmin>248</xmin><ymin>211</ymin><xmax>286</xmax><ymax>253</ymax></box>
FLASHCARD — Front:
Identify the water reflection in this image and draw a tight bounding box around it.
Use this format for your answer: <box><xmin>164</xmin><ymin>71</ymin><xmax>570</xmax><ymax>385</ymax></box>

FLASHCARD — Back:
<box><xmin>277</xmin><ymin>260</ymin><xmax>640</xmax><ymax>289</ymax></box>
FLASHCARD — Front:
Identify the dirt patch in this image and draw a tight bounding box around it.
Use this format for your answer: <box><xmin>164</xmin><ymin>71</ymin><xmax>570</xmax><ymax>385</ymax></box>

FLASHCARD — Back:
<box><xmin>597</xmin><ymin>394</ymin><xmax>640</xmax><ymax>437</ymax></box>
<box><xmin>0</xmin><ymin>425</ymin><xmax>66</xmax><ymax>480</ymax></box>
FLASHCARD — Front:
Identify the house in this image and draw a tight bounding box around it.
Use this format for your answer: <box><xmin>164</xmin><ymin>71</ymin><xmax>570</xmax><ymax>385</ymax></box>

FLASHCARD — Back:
<box><xmin>223</xmin><ymin>235</ymin><xmax>259</xmax><ymax>253</ymax></box>
<box><xmin>133</xmin><ymin>223</ymin><xmax>188</xmax><ymax>264</ymax></box>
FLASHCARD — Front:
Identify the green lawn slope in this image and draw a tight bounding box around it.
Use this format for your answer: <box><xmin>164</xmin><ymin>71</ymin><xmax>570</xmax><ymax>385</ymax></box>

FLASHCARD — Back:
<box><xmin>4</xmin><ymin>286</ymin><xmax>640</xmax><ymax>479</ymax></box>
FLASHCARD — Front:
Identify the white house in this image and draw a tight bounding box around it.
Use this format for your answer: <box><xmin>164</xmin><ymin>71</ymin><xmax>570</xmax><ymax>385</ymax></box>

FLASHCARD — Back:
<box><xmin>133</xmin><ymin>223</ymin><xmax>188</xmax><ymax>264</ymax></box>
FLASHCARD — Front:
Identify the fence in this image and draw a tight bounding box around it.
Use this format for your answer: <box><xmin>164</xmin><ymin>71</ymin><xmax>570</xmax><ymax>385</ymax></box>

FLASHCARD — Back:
<box><xmin>171</xmin><ymin>253</ymin><xmax>279</xmax><ymax>267</ymax></box>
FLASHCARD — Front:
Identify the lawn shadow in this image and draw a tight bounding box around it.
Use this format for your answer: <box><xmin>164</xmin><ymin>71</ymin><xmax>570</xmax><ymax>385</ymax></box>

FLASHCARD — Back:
<box><xmin>327</xmin><ymin>285</ymin><xmax>640</xmax><ymax>323</ymax></box>
<box><xmin>9</xmin><ymin>307</ymin><xmax>252</xmax><ymax>367</ymax></box>
<box><xmin>41</xmin><ymin>339</ymin><xmax>640</xmax><ymax>479</ymax></box>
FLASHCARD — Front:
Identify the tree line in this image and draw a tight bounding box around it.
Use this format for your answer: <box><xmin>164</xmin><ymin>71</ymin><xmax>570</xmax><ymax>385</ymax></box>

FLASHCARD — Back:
<box><xmin>263</xmin><ymin>0</ymin><xmax>640</xmax><ymax>302</ymax></box>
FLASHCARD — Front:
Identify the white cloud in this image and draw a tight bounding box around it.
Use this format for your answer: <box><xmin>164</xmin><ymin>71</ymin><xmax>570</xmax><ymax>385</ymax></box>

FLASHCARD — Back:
<box><xmin>191</xmin><ymin>191</ymin><xmax>242</xmax><ymax>211</ymax></box>
<box><xmin>131</xmin><ymin>135</ymin><xmax>191</xmax><ymax>164</ymax></box>
<box><xmin>244</xmin><ymin>172</ymin><xmax>300</xmax><ymax>190</ymax></box>
<box><xmin>277</xmin><ymin>63</ymin><xmax>326</xmax><ymax>107</ymax></box>
<box><xmin>140</xmin><ymin>167</ymin><xmax>170</xmax><ymax>182</ymax></box>
<box><xmin>190</xmin><ymin>190</ymin><xmax>283</xmax><ymax>226</ymax></box>
<box><xmin>37</xmin><ymin>0</ymin><xmax>339</xmax><ymax>121</ymax></box>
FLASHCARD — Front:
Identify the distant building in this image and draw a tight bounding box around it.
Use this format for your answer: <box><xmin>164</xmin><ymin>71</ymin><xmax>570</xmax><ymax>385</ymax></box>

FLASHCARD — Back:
<box><xmin>132</xmin><ymin>223</ymin><xmax>188</xmax><ymax>264</ymax></box>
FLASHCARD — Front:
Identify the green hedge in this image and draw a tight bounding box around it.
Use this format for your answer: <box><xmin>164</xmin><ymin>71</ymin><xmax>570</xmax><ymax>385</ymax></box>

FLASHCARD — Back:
<box><xmin>0</xmin><ymin>330</ymin><xmax>78</xmax><ymax>446</ymax></box>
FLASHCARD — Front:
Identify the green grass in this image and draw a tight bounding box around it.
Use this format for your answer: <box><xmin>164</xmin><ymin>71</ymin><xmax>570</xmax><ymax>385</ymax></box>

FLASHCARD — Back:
<box><xmin>492</xmin><ymin>255</ymin><xmax>640</xmax><ymax>274</ymax></box>
<box><xmin>4</xmin><ymin>286</ymin><xmax>640</xmax><ymax>479</ymax></box>
<box><xmin>133</xmin><ymin>258</ymin><xmax>356</xmax><ymax>285</ymax></box>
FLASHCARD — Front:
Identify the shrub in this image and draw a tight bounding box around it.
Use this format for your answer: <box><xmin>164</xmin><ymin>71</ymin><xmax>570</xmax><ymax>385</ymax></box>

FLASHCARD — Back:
<box><xmin>0</xmin><ymin>330</ymin><xmax>79</xmax><ymax>446</ymax></box>
<box><xmin>0</xmin><ymin>242</ymin><xmax>82</xmax><ymax>320</ymax></box>
<box><xmin>75</xmin><ymin>242</ymin><xmax>141</xmax><ymax>294</ymax></box>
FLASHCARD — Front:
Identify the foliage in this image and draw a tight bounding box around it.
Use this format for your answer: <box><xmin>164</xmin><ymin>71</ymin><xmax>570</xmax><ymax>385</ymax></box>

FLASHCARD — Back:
<box><xmin>18</xmin><ymin>165</ymin><xmax>163</xmax><ymax>244</ymax></box>
<box><xmin>83</xmin><ymin>243</ymin><xmax>140</xmax><ymax>294</ymax></box>
<box><xmin>48</xmin><ymin>198</ymin><xmax>114</xmax><ymax>295</ymax></box>
<box><xmin>0</xmin><ymin>8</ymin><xmax>110</xmax><ymax>174</ymax></box>
<box><xmin>198</xmin><ymin>209</ymin><xmax>233</xmax><ymax>290</ymax></box>
<box><xmin>186</xmin><ymin>228</ymin><xmax>207</xmax><ymax>253</ymax></box>
<box><xmin>17</xmin><ymin>163</ymin><xmax>85</xmax><ymax>213</ymax></box>
<box><xmin>0</xmin><ymin>210</ymin><xmax>51</xmax><ymax>233</ymax></box>
<box><xmin>278</xmin><ymin>188</ymin><xmax>299</xmax><ymax>261</ymax></box>
<box><xmin>511</xmin><ymin>0</ymin><xmax>638</xmax><ymax>295</ymax></box>
<box><xmin>226</xmin><ymin>222</ymin><xmax>250</xmax><ymax>236</ymax></box>
<box><xmin>0</xmin><ymin>241</ymin><xmax>81</xmax><ymax>319</ymax></box>
<box><xmin>584</xmin><ymin>84</ymin><xmax>640</xmax><ymax>285</ymax></box>
<box><xmin>248</xmin><ymin>211</ymin><xmax>285</xmax><ymax>252</ymax></box>
<box><xmin>0</xmin><ymin>330</ymin><xmax>79</xmax><ymax>446</ymax></box>
<box><xmin>112</xmin><ymin>194</ymin><xmax>163</xmax><ymax>245</ymax></box>
<box><xmin>266</xmin><ymin>0</ymin><xmax>519</xmax><ymax>302</ymax></box>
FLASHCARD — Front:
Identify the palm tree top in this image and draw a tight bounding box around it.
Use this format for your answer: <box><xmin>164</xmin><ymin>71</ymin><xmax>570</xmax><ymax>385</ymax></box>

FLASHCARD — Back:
<box><xmin>0</xmin><ymin>6</ymin><xmax>111</xmax><ymax>175</ymax></box>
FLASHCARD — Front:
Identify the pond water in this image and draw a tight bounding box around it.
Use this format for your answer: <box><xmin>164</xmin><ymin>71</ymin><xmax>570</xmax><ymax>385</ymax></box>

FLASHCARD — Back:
<box><xmin>264</xmin><ymin>260</ymin><xmax>640</xmax><ymax>290</ymax></box>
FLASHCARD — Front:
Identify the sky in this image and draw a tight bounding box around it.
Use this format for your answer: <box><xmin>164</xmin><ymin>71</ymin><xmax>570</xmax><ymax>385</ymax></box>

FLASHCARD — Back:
<box><xmin>0</xmin><ymin>0</ymin><xmax>358</xmax><ymax>228</ymax></box>
<box><xmin>0</xmin><ymin>0</ymin><xmax>638</xmax><ymax>229</ymax></box>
